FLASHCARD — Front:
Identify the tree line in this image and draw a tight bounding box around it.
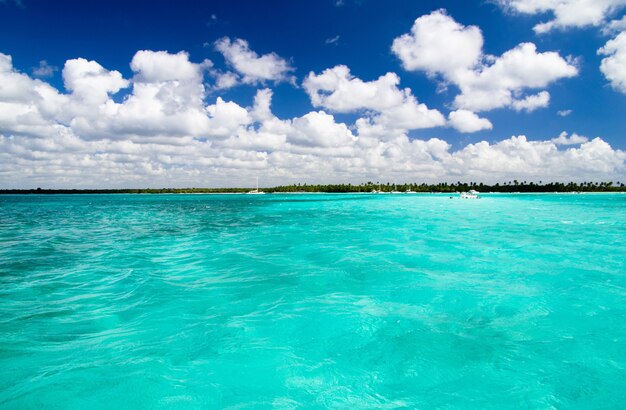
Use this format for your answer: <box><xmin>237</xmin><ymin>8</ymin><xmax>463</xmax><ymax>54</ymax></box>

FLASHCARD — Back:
<box><xmin>269</xmin><ymin>181</ymin><xmax>626</xmax><ymax>193</ymax></box>
<box><xmin>2</xmin><ymin>180</ymin><xmax>625</xmax><ymax>194</ymax></box>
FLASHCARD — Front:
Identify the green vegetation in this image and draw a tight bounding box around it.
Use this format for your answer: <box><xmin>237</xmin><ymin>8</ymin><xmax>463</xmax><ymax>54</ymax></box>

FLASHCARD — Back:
<box><xmin>0</xmin><ymin>187</ymin><xmax>250</xmax><ymax>194</ymax></box>
<box><xmin>267</xmin><ymin>181</ymin><xmax>626</xmax><ymax>193</ymax></box>
<box><xmin>2</xmin><ymin>181</ymin><xmax>625</xmax><ymax>194</ymax></box>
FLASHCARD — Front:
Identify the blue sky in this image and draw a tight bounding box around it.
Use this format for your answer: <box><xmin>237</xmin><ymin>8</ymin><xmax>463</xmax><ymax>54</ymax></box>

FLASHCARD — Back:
<box><xmin>1</xmin><ymin>0</ymin><xmax>625</xmax><ymax>187</ymax></box>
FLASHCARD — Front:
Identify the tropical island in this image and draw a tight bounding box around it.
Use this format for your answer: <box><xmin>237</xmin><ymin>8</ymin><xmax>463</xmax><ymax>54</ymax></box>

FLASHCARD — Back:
<box><xmin>2</xmin><ymin>181</ymin><xmax>625</xmax><ymax>194</ymax></box>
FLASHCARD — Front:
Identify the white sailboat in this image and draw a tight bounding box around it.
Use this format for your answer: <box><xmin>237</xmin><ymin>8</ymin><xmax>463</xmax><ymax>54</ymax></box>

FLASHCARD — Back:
<box><xmin>247</xmin><ymin>177</ymin><xmax>265</xmax><ymax>194</ymax></box>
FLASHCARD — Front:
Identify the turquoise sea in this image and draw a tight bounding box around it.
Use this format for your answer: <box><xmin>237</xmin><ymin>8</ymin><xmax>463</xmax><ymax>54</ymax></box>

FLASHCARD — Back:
<box><xmin>1</xmin><ymin>193</ymin><xmax>626</xmax><ymax>408</ymax></box>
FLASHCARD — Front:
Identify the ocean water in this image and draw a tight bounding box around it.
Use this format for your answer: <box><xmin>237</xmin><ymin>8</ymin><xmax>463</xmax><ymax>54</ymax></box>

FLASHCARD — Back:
<box><xmin>1</xmin><ymin>193</ymin><xmax>626</xmax><ymax>409</ymax></box>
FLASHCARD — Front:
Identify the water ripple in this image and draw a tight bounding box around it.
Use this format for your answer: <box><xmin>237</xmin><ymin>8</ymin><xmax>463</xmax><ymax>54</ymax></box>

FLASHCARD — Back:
<box><xmin>1</xmin><ymin>193</ymin><xmax>625</xmax><ymax>407</ymax></box>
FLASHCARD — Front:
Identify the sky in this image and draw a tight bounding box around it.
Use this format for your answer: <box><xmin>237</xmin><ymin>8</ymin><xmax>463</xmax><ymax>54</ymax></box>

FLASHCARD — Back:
<box><xmin>1</xmin><ymin>0</ymin><xmax>625</xmax><ymax>188</ymax></box>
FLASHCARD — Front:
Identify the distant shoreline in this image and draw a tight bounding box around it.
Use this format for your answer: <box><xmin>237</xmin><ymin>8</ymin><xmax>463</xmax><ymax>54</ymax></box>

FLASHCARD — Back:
<box><xmin>2</xmin><ymin>182</ymin><xmax>625</xmax><ymax>195</ymax></box>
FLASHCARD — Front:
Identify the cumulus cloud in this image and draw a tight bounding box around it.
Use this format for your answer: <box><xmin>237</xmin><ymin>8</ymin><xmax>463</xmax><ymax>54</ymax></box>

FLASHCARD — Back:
<box><xmin>448</xmin><ymin>110</ymin><xmax>493</xmax><ymax>133</ymax></box>
<box><xmin>131</xmin><ymin>50</ymin><xmax>210</xmax><ymax>83</ymax></box>
<box><xmin>391</xmin><ymin>9</ymin><xmax>483</xmax><ymax>79</ymax></box>
<box><xmin>557</xmin><ymin>109</ymin><xmax>572</xmax><ymax>116</ymax></box>
<box><xmin>498</xmin><ymin>0</ymin><xmax>626</xmax><ymax>33</ymax></box>
<box><xmin>391</xmin><ymin>10</ymin><xmax>578</xmax><ymax>113</ymax></box>
<box><xmin>304</xmin><ymin>65</ymin><xmax>404</xmax><ymax>112</ymax></box>
<box><xmin>454</xmin><ymin>44</ymin><xmax>575</xmax><ymax>112</ymax></box>
<box><xmin>0</xmin><ymin>53</ymin><xmax>68</xmax><ymax>138</ymax></box>
<box><xmin>290</xmin><ymin>111</ymin><xmax>356</xmax><ymax>148</ymax></box>
<box><xmin>2</xmin><ymin>128</ymin><xmax>623</xmax><ymax>188</ymax></box>
<box><xmin>66</xmin><ymin>50</ymin><xmax>216</xmax><ymax>140</ymax></box>
<box><xmin>214</xmin><ymin>37</ymin><xmax>294</xmax><ymax>85</ymax></box>
<box><xmin>303</xmin><ymin>64</ymin><xmax>445</xmax><ymax>130</ymax></box>
<box><xmin>496</xmin><ymin>2</ymin><xmax>626</xmax><ymax>98</ymax></box>
<box><xmin>598</xmin><ymin>32</ymin><xmax>626</xmax><ymax>93</ymax></box>
<box><xmin>1</xmin><ymin>50</ymin><xmax>625</xmax><ymax>189</ymax></box>
<box><xmin>63</xmin><ymin>57</ymin><xmax>129</xmax><ymax>106</ymax></box>
<box><xmin>551</xmin><ymin>131</ymin><xmax>588</xmax><ymax>145</ymax></box>
<box><xmin>447</xmin><ymin>135</ymin><xmax>625</xmax><ymax>180</ymax></box>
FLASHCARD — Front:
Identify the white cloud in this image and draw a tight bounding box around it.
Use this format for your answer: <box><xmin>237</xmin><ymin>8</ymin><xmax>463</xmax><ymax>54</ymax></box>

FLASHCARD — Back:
<box><xmin>63</xmin><ymin>58</ymin><xmax>129</xmax><ymax>106</ymax></box>
<box><xmin>303</xmin><ymin>64</ymin><xmax>445</xmax><ymax>130</ymax></box>
<box><xmin>598</xmin><ymin>32</ymin><xmax>626</xmax><ymax>93</ymax></box>
<box><xmin>602</xmin><ymin>15</ymin><xmax>626</xmax><ymax>34</ymax></box>
<box><xmin>392</xmin><ymin>11</ymin><xmax>578</xmax><ymax>112</ymax></box>
<box><xmin>498</xmin><ymin>0</ymin><xmax>626</xmax><ymax>33</ymax></box>
<box><xmin>205</xmin><ymin>97</ymin><xmax>251</xmax><ymax>138</ymax></box>
<box><xmin>1</xmin><ymin>50</ymin><xmax>624</xmax><ymax>189</ymax></box>
<box><xmin>551</xmin><ymin>131</ymin><xmax>588</xmax><ymax>145</ymax></box>
<box><xmin>213</xmin><ymin>71</ymin><xmax>239</xmax><ymax>89</ymax></box>
<box><xmin>511</xmin><ymin>90</ymin><xmax>550</xmax><ymax>112</ymax></box>
<box><xmin>70</xmin><ymin>50</ymin><xmax>214</xmax><ymax>140</ymax></box>
<box><xmin>325</xmin><ymin>35</ymin><xmax>340</xmax><ymax>45</ymax></box>
<box><xmin>391</xmin><ymin>9</ymin><xmax>483</xmax><ymax>80</ymax></box>
<box><xmin>448</xmin><ymin>110</ymin><xmax>493</xmax><ymax>133</ymax></box>
<box><xmin>557</xmin><ymin>109</ymin><xmax>572</xmax><ymax>116</ymax></box>
<box><xmin>250</xmin><ymin>89</ymin><xmax>278</xmax><ymax>124</ymax></box>
<box><xmin>2</xmin><ymin>128</ymin><xmax>623</xmax><ymax>188</ymax></box>
<box><xmin>32</xmin><ymin>60</ymin><xmax>58</xmax><ymax>78</ymax></box>
<box><xmin>131</xmin><ymin>50</ymin><xmax>210</xmax><ymax>83</ymax></box>
<box><xmin>372</xmin><ymin>93</ymin><xmax>446</xmax><ymax>130</ymax></box>
<box><xmin>0</xmin><ymin>53</ymin><xmax>68</xmax><ymax>138</ymax></box>
<box><xmin>290</xmin><ymin>111</ymin><xmax>356</xmax><ymax>148</ymax></box>
<box><xmin>447</xmin><ymin>135</ymin><xmax>625</xmax><ymax>180</ymax></box>
<box><xmin>453</xmin><ymin>43</ymin><xmax>577</xmax><ymax>112</ymax></box>
<box><xmin>304</xmin><ymin>65</ymin><xmax>404</xmax><ymax>112</ymax></box>
<box><xmin>214</xmin><ymin>37</ymin><xmax>294</xmax><ymax>84</ymax></box>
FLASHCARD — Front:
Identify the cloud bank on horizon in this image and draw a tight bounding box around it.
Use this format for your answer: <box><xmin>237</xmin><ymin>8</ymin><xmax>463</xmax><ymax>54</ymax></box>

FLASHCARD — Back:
<box><xmin>1</xmin><ymin>2</ymin><xmax>625</xmax><ymax>188</ymax></box>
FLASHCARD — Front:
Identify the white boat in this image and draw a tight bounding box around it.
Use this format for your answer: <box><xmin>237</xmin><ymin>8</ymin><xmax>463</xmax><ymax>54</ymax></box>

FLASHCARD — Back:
<box><xmin>390</xmin><ymin>190</ymin><xmax>402</xmax><ymax>194</ymax></box>
<box><xmin>460</xmin><ymin>189</ymin><xmax>480</xmax><ymax>199</ymax></box>
<box><xmin>405</xmin><ymin>189</ymin><xmax>416</xmax><ymax>194</ymax></box>
<box><xmin>247</xmin><ymin>177</ymin><xmax>265</xmax><ymax>194</ymax></box>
